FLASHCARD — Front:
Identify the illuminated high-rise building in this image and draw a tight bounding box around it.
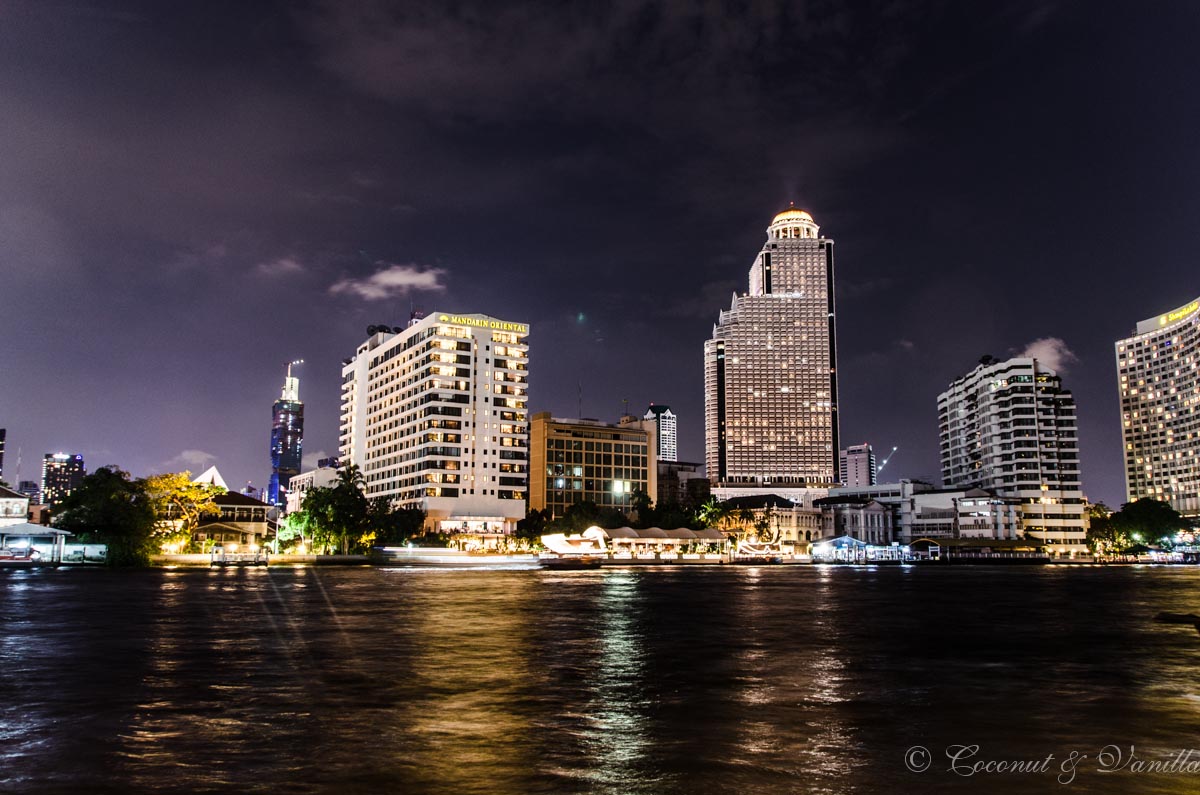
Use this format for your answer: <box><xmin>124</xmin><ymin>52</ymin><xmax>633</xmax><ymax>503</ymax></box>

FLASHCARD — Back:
<box><xmin>839</xmin><ymin>443</ymin><xmax>877</xmax><ymax>487</ymax></box>
<box><xmin>1116</xmin><ymin>297</ymin><xmax>1200</xmax><ymax>518</ymax></box>
<box><xmin>41</xmin><ymin>452</ymin><xmax>85</xmax><ymax>507</ymax></box>
<box><xmin>643</xmin><ymin>404</ymin><xmax>677</xmax><ymax>463</ymax></box>
<box><xmin>0</xmin><ymin>428</ymin><xmax>5</xmax><ymax>482</ymax></box>
<box><xmin>704</xmin><ymin>206</ymin><xmax>839</xmax><ymax>492</ymax></box>
<box><xmin>938</xmin><ymin>356</ymin><xmax>1087</xmax><ymax>553</ymax></box>
<box><xmin>267</xmin><ymin>360</ymin><xmax>304</xmax><ymax>507</ymax></box>
<box><xmin>339</xmin><ymin>313</ymin><xmax>529</xmax><ymax>545</ymax></box>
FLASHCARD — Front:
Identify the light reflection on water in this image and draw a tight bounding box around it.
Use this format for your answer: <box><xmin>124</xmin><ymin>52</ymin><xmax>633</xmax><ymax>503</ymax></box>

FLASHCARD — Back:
<box><xmin>3</xmin><ymin>566</ymin><xmax>1200</xmax><ymax>793</ymax></box>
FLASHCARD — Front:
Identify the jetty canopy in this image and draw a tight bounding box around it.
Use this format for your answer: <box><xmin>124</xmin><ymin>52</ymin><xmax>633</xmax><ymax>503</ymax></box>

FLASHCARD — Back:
<box><xmin>0</xmin><ymin>525</ymin><xmax>73</xmax><ymax>562</ymax></box>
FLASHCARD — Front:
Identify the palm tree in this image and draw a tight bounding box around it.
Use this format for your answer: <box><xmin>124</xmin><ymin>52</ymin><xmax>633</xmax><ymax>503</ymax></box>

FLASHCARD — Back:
<box><xmin>697</xmin><ymin>498</ymin><xmax>730</xmax><ymax>529</ymax></box>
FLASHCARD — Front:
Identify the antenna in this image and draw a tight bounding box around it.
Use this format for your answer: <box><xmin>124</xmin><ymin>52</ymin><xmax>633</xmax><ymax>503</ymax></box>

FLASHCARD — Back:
<box><xmin>285</xmin><ymin>359</ymin><xmax>304</xmax><ymax>379</ymax></box>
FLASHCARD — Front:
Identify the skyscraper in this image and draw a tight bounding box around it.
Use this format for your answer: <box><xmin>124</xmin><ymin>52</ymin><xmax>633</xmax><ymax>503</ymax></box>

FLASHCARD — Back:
<box><xmin>704</xmin><ymin>205</ymin><xmax>839</xmax><ymax>491</ymax></box>
<box><xmin>41</xmin><ymin>452</ymin><xmax>85</xmax><ymax>507</ymax></box>
<box><xmin>1115</xmin><ymin>296</ymin><xmax>1200</xmax><ymax>518</ymax></box>
<box><xmin>938</xmin><ymin>356</ymin><xmax>1087</xmax><ymax>553</ymax></box>
<box><xmin>0</xmin><ymin>428</ymin><xmax>5</xmax><ymax>483</ymax></box>
<box><xmin>643</xmin><ymin>404</ymin><xmax>677</xmax><ymax>462</ymax></box>
<box><xmin>267</xmin><ymin>360</ymin><xmax>304</xmax><ymax>507</ymax></box>
<box><xmin>839</xmin><ymin>443</ymin><xmax>877</xmax><ymax>487</ymax></box>
<box><xmin>339</xmin><ymin>312</ymin><xmax>529</xmax><ymax>546</ymax></box>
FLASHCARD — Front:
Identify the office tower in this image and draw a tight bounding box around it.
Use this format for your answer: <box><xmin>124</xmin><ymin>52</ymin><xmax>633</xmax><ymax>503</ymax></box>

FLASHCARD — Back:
<box><xmin>938</xmin><ymin>356</ymin><xmax>1087</xmax><ymax>553</ymax></box>
<box><xmin>839</xmin><ymin>443</ymin><xmax>877</xmax><ymax>487</ymax></box>
<box><xmin>643</xmin><ymin>404</ymin><xmax>678</xmax><ymax>463</ymax></box>
<box><xmin>529</xmin><ymin>413</ymin><xmax>656</xmax><ymax>518</ymax></box>
<box><xmin>704</xmin><ymin>205</ymin><xmax>839</xmax><ymax>491</ymax></box>
<box><xmin>267</xmin><ymin>360</ymin><xmax>304</xmax><ymax>506</ymax></box>
<box><xmin>1116</xmin><ymin>297</ymin><xmax>1200</xmax><ymax>518</ymax></box>
<box><xmin>41</xmin><ymin>452</ymin><xmax>85</xmax><ymax>506</ymax></box>
<box><xmin>0</xmin><ymin>428</ymin><xmax>5</xmax><ymax>482</ymax></box>
<box><xmin>340</xmin><ymin>313</ymin><xmax>529</xmax><ymax>545</ymax></box>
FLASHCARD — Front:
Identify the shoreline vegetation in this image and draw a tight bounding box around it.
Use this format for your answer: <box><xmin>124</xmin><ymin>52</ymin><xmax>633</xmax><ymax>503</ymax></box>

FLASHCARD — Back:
<box><xmin>22</xmin><ymin>463</ymin><xmax>1196</xmax><ymax>569</ymax></box>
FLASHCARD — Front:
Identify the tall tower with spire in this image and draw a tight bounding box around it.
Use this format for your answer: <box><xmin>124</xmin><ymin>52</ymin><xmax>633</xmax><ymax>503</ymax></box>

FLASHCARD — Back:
<box><xmin>268</xmin><ymin>359</ymin><xmax>304</xmax><ymax>506</ymax></box>
<box><xmin>704</xmin><ymin>205</ymin><xmax>839</xmax><ymax>492</ymax></box>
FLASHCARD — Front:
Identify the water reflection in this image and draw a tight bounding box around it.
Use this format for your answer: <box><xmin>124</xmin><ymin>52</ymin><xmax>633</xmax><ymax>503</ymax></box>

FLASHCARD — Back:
<box><xmin>5</xmin><ymin>566</ymin><xmax>1200</xmax><ymax>794</ymax></box>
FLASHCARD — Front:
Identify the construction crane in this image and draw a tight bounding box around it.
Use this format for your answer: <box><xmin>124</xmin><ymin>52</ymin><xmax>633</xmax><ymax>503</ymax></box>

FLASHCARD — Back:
<box><xmin>876</xmin><ymin>445</ymin><xmax>899</xmax><ymax>475</ymax></box>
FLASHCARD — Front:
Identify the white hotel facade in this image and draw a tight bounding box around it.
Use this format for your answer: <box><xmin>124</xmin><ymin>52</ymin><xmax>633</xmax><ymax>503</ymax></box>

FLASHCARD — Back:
<box><xmin>339</xmin><ymin>312</ymin><xmax>530</xmax><ymax>545</ymax></box>
<box><xmin>1116</xmin><ymin>297</ymin><xmax>1200</xmax><ymax>518</ymax></box>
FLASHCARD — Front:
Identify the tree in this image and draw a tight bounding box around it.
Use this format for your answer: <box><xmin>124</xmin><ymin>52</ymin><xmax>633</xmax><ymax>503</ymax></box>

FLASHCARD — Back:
<box><xmin>697</xmin><ymin>498</ymin><xmax>730</xmax><ymax>530</ymax></box>
<box><xmin>515</xmin><ymin>509</ymin><xmax>550</xmax><ymax>546</ymax></box>
<box><xmin>367</xmin><ymin>496</ymin><xmax>426</xmax><ymax>546</ymax></box>
<box><xmin>754</xmin><ymin>506</ymin><xmax>776</xmax><ymax>543</ymax></box>
<box><xmin>302</xmin><ymin>466</ymin><xmax>371</xmax><ymax>553</ymax></box>
<box><xmin>142</xmin><ymin>471</ymin><xmax>224</xmax><ymax>551</ymax></box>
<box><xmin>53</xmin><ymin>466</ymin><xmax>156</xmax><ymax>566</ymax></box>
<box><xmin>1111</xmin><ymin>498</ymin><xmax>1187</xmax><ymax>547</ymax></box>
<box><xmin>630</xmin><ymin>489</ymin><xmax>654</xmax><ymax>528</ymax></box>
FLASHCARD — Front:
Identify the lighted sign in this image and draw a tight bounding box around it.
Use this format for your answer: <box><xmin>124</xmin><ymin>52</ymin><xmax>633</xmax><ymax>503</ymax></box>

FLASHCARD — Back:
<box><xmin>437</xmin><ymin>314</ymin><xmax>528</xmax><ymax>333</ymax></box>
<box><xmin>1160</xmin><ymin>301</ymin><xmax>1199</xmax><ymax>325</ymax></box>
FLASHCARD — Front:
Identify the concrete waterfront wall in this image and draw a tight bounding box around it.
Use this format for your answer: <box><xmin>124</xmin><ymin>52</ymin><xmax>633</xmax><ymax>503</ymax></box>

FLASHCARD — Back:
<box><xmin>152</xmin><ymin>554</ymin><xmax>372</xmax><ymax>567</ymax></box>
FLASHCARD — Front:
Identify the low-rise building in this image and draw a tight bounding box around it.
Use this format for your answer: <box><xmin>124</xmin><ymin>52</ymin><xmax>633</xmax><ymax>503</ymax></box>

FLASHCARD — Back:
<box><xmin>814</xmin><ymin>496</ymin><xmax>893</xmax><ymax>545</ymax></box>
<box><xmin>285</xmin><ymin>465</ymin><xmax>341</xmax><ymax>515</ymax></box>
<box><xmin>194</xmin><ymin>492</ymin><xmax>277</xmax><ymax>550</ymax></box>
<box><xmin>0</xmin><ymin>485</ymin><xmax>30</xmax><ymax>528</ymax></box>
<box><xmin>829</xmin><ymin>480</ymin><xmax>1023</xmax><ymax>543</ymax></box>
<box><xmin>718</xmin><ymin>494</ymin><xmax>824</xmax><ymax>548</ymax></box>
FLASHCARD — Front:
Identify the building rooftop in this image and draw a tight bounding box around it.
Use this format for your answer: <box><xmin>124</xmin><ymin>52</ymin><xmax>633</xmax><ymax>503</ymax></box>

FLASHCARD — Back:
<box><xmin>772</xmin><ymin>206</ymin><xmax>814</xmax><ymax>224</ymax></box>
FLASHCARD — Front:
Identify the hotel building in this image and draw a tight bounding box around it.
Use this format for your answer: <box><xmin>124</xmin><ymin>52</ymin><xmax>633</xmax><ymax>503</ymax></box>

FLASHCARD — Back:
<box><xmin>938</xmin><ymin>356</ymin><xmax>1087</xmax><ymax>553</ymax></box>
<box><xmin>1116</xmin><ymin>297</ymin><xmax>1200</xmax><ymax>518</ymax></box>
<box><xmin>339</xmin><ymin>312</ymin><xmax>529</xmax><ymax>543</ymax></box>
<box><xmin>530</xmin><ymin>414</ymin><xmax>656</xmax><ymax>519</ymax></box>
<box><xmin>704</xmin><ymin>206</ymin><xmax>839</xmax><ymax>498</ymax></box>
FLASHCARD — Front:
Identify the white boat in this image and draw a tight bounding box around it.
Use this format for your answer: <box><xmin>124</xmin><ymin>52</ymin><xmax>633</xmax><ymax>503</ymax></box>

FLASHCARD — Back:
<box><xmin>374</xmin><ymin>547</ymin><xmax>539</xmax><ymax>568</ymax></box>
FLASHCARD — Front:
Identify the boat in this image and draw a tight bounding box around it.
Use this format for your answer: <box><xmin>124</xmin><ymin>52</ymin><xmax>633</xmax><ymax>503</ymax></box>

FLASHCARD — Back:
<box><xmin>373</xmin><ymin>547</ymin><xmax>540</xmax><ymax>568</ymax></box>
<box><xmin>538</xmin><ymin>554</ymin><xmax>603</xmax><ymax>570</ymax></box>
<box><xmin>0</xmin><ymin>546</ymin><xmax>39</xmax><ymax>566</ymax></box>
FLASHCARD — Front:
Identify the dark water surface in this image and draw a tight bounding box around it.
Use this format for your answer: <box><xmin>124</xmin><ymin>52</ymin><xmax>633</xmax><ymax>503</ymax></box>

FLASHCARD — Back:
<box><xmin>4</xmin><ymin>565</ymin><xmax>1200</xmax><ymax>794</ymax></box>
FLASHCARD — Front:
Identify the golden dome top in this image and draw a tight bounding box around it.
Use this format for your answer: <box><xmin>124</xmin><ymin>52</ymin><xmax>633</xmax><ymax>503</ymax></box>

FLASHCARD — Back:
<box><xmin>772</xmin><ymin>203</ymin><xmax>815</xmax><ymax>224</ymax></box>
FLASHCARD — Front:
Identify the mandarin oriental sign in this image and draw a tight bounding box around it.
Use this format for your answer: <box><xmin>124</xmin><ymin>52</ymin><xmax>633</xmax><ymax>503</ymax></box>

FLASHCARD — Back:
<box><xmin>1160</xmin><ymin>301</ymin><xmax>1199</xmax><ymax>326</ymax></box>
<box><xmin>438</xmin><ymin>314</ymin><xmax>528</xmax><ymax>333</ymax></box>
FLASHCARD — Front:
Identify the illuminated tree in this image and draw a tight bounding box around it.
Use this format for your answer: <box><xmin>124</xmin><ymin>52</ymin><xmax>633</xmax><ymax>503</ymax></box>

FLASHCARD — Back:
<box><xmin>142</xmin><ymin>471</ymin><xmax>224</xmax><ymax>551</ymax></box>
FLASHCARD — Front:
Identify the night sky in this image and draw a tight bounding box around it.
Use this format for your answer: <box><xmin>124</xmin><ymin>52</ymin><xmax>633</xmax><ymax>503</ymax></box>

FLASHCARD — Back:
<box><xmin>2</xmin><ymin>1</ymin><xmax>1198</xmax><ymax>508</ymax></box>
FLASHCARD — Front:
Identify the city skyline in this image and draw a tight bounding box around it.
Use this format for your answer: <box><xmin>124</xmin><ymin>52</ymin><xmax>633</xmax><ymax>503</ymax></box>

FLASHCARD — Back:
<box><xmin>4</xmin><ymin>3</ymin><xmax>1200</xmax><ymax>509</ymax></box>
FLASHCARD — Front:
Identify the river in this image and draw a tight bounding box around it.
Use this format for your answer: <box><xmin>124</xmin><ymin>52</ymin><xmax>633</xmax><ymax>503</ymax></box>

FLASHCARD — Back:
<box><xmin>3</xmin><ymin>564</ymin><xmax>1200</xmax><ymax>793</ymax></box>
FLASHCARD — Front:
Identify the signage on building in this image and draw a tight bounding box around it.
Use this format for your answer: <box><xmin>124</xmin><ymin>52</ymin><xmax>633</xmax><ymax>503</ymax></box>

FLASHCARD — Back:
<box><xmin>1160</xmin><ymin>300</ymin><xmax>1199</xmax><ymax>326</ymax></box>
<box><xmin>438</xmin><ymin>314</ymin><xmax>528</xmax><ymax>334</ymax></box>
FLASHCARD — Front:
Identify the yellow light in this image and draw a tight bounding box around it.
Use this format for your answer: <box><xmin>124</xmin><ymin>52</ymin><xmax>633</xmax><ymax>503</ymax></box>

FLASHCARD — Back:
<box><xmin>227</xmin><ymin>543</ymin><xmax>238</xmax><ymax>552</ymax></box>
